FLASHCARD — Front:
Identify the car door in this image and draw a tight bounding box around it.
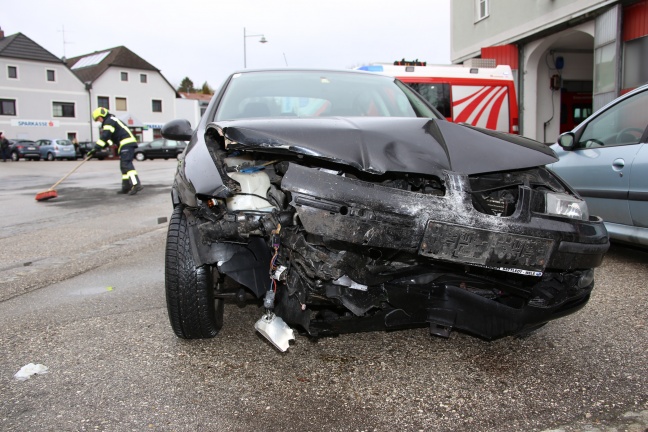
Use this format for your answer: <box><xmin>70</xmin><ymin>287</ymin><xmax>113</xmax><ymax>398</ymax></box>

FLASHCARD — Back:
<box><xmin>36</xmin><ymin>140</ymin><xmax>48</xmax><ymax>158</ymax></box>
<box><xmin>629</xmin><ymin>143</ymin><xmax>648</xmax><ymax>228</ymax></box>
<box><xmin>550</xmin><ymin>87</ymin><xmax>648</xmax><ymax>226</ymax></box>
<box><xmin>163</xmin><ymin>139</ymin><xmax>180</xmax><ymax>158</ymax></box>
<box><xmin>148</xmin><ymin>139</ymin><xmax>164</xmax><ymax>158</ymax></box>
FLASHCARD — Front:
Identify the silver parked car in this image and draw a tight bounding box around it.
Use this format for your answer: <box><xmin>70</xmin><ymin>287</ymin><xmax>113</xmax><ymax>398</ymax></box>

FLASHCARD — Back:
<box><xmin>549</xmin><ymin>83</ymin><xmax>648</xmax><ymax>247</ymax></box>
<box><xmin>36</xmin><ymin>138</ymin><xmax>76</xmax><ymax>161</ymax></box>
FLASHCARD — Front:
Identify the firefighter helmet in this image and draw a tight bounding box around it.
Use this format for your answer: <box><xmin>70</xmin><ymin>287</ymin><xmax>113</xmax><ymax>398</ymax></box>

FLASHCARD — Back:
<box><xmin>92</xmin><ymin>107</ymin><xmax>109</xmax><ymax>121</ymax></box>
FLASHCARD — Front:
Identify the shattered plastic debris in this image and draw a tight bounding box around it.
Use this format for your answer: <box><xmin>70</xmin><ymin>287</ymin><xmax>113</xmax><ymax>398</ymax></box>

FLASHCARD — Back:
<box><xmin>255</xmin><ymin>313</ymin><xmax>295</xmax><ymax>352</ymax></box>
<box><xmin>14</xmin><ymin>363</ymin><xmax>49</xmax><ymax>380</ymax></box>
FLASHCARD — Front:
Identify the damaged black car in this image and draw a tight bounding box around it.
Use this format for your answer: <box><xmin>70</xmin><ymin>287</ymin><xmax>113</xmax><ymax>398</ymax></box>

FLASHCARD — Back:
<box><xmin>161</xmin><ymin>69</ymin><xmax>609</xmax><ymax>352</ymax></box>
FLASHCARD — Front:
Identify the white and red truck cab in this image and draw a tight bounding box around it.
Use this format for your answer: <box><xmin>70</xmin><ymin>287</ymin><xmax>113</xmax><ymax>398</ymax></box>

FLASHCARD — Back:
<box><xmin>357</xmin><ymin>60</ymin><xmax>519</xmax><ymax>134</ymax></box>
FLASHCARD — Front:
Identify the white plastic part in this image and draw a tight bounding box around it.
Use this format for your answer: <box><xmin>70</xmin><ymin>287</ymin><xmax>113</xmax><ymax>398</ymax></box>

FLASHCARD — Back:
<box><xmin>254</xmin><ymin>313</ymin><xmax>295</xmax><ymax>352</ymax></box>
<box><xmin>224</xmin><ymin>156</ymin><xmax>254</xmax><ymax>168</ymax></box>
<box><xmin>226</xmin><ymin>171</ymin><xmax>274</xmax><ymax>212</ymax></box>
<box><xmin>333</xmin><ymin>275</ymin><xmax>368</xmax><ymax>291</ymax></box>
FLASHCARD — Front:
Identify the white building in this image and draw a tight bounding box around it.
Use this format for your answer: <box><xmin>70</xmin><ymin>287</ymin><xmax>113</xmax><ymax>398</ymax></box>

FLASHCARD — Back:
<box><xmin>66</xmin><ymin>46</ymin><xmax>179</xmax><ymax>142</ymax></box>
<box><xmin>0</xmin><ymin>29</ymin><xmax>90</xmax><ymax>141</ymax></box>
<box><xmin>176</xmin><ymin>91</ymin><xmax>211</xmax><ymax>130</ymax></box>
<box><xmin>451</xmin><ymin>0</ymin><xmax>648</xmax><ymax>143</ymax></box>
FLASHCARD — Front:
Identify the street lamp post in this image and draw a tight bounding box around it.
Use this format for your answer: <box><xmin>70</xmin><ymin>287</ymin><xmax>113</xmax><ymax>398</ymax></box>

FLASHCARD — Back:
<box><xmin>243</xmin><ymin>27</ymin><xmax>268</xmax><ymax>68</ymax></box>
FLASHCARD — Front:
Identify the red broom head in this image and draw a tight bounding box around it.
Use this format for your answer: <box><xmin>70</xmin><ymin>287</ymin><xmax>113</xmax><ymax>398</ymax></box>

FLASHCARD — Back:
<box><xmin>35</xmin><ymin>190</ymin><xmax>58</xmax><ymax>201</ymax></box>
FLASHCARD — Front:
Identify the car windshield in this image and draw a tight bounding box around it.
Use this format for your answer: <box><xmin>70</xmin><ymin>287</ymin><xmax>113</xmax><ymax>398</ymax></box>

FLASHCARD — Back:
<box><xmin>214</xmin><ymin>70</ymin><xmax>441</xmax><ymax>121</ymax></box>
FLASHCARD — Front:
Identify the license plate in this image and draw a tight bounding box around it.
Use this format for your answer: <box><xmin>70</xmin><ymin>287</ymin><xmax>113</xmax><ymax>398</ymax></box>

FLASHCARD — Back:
<box><xmin>419</xmin><ymin>220</ymin><xmax>554</xmax><ymax>272</ymax></box>
<box><xmin>27</xmin><ymin>146</ymin><xmax>36</xmax><ymax>150</ymax></box>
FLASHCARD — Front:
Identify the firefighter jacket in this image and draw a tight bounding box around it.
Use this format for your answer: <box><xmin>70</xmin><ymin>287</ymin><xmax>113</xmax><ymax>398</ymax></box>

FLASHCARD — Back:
<box><xmin>96</xmin><ymin>114</ymin><xmax>137</xmax><ymax>151</ymax></box>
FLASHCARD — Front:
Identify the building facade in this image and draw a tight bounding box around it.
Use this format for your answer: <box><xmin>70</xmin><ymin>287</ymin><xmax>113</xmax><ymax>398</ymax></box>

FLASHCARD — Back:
<box><xmin>67</xmin><ymin>46</ymin><xmax>179</xmax><ymax>142</ymax></box>
<box><xmin>0</xmin><ymin>29</ymin><xmax>90</xmax><ymax>142</ymax></box>
<box><xmin>451</xmin><ymin>0</ymin><xmax>648</xmax><ymax>143</ymax></box>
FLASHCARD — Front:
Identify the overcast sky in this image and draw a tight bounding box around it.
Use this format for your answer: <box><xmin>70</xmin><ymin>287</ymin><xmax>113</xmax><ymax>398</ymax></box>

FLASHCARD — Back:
<box><xmin>3</xmin><ymin>0</ymin><xmax>451</xmax><ymax>90</ymax></box>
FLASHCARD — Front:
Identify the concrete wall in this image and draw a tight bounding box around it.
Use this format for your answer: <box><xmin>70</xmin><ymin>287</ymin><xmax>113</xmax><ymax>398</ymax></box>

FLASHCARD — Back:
<box><xmin>522</xmin><ymin>22</ymin><xmax>594</xmax><ymax>143</ymax></box>
<box><xmin>175</xmin><ymin>98</ymin><xmax>203</xmax><ymax>131</ymax></box>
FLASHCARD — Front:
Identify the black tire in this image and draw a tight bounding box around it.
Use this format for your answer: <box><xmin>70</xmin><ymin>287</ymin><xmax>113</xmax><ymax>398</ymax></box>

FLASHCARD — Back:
<box><xmin>165</xmin><ymin>206</ymin><xmax>223</xmax><ymax>339</ymax></box>
<box><xmin>46</xmin><ymin>152</ymin><xmax>54</xmax><ymax>161</ymax></box>
<box><xmin>11</xmin><ymin>152</ymin><xmax>19</xmax><ymax>162</ymax></box>
<box><xmin>135</xmin><ymin>152</ymin><xmax>145</xmax><ymax>161</ymax></box>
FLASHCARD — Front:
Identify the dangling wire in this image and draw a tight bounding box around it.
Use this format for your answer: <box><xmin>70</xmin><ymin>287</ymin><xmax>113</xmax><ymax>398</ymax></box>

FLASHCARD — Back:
<box><xmin>269</xmin><ymin>223</ymin><xmax>282</xmax><ymax>293</ymax></box>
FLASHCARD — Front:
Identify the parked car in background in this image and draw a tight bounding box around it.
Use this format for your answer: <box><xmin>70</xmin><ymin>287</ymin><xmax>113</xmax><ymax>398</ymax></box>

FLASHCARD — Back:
<box><xmin>36</xmin><ymin>138</ymin><xmax>76</xmax><ymax>161</ymax></box>
<box><xmin>549</xmin><ymin>83</ymin><xmax>648</xmax><ymax>247</ymax></box>
<box><xmin>134</xmin><ymin>139</ymin><xmax>186</xmax><ymax>161</ymax></box>
<box><xmin>160</xmin><ymin>68</ymin><xmax>609</xmax><ymax>353</ymax></box>
<box><xmin>9</xmin><ymin>139</ymin><xmax>40</xmax><ymax>161</ymax></box>
<box><xmin>76</xmin><ymin>141</ymin><xmax>111</xmax><ymax>160</ymax></box>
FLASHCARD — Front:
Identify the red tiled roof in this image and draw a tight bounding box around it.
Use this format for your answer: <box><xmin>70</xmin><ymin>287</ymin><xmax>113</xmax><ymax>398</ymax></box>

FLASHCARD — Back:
<box><xmin>179</xmin><ymin>92</ymin><xmax>212</xmax><ymax>101</ymax></box>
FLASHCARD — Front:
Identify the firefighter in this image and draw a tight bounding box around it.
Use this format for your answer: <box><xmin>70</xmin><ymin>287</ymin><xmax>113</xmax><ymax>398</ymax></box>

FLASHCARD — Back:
<box><xmin>91</xmin><ymin>107</ymin><xmax>143</xmax><ymax>195</ymax></box>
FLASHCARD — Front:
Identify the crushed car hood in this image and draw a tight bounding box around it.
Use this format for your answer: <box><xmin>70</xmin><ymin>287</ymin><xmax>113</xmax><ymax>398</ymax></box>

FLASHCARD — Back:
<box><xmin>208</xmin><ymin>117</ymin><xmax>557</xmax><ymax>176</ymax></box>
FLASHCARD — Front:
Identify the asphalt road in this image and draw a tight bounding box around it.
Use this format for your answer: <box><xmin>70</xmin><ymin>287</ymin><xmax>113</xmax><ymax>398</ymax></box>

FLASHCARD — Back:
<box><xmin>0</xmin><ymin>159</ymin><xmax>646</xmax><ymax>432</ymax></box>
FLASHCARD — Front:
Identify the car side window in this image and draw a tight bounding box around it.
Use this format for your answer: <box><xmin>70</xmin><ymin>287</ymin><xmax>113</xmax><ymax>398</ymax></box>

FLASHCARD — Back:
<box><xmin>578</xmin><ymin>90</ymin><xmax>648</xmax><ymax>149</ymax></box>
<box><xmin>166</xmin><ymin>140</ymin><xmax>178</xmax><ymax>148</ymax></box>
<box><xmin>150</xmin><ymin>140</ymin><xmax>163</xmax><ymax>148</ymax></box>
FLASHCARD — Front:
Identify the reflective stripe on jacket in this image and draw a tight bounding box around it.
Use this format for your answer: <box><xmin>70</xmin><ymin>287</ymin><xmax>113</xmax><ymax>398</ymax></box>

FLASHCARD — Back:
<box><xmin>96</xmin><ymin>114</ymin><xmax>137</xmax><ymax>151</ymax></box>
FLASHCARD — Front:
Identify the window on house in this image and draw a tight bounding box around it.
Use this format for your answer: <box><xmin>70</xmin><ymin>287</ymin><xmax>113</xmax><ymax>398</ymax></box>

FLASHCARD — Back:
<box><xmin>623</xmin><ymin>35</ymin><xmax>648</xmax><ymax>90</ymax></box>
<box><xmin>476</xmin><ymin>0</ymin><xmax>489</xmax><ymax>21</ymax></box>
<box><xmin>53</xmin><ymin>102</ymin><xmax>75</xmax><ymax>118</ymax></box>
<box><xmin>8</xmin><ymin>66</ymin><xmax>17</xmax><ymax>79</ymax></box>
<box><xmin>152</xmin><ymin>99</ymin><xmax>162</xmax><ymax>112</ymax></box>
<box><xmin>116</xmin><ymin>97</ymin><xmax>127</xmax><ymax>111</ymax></box>
<box><xmin>0</xmin><ymin>99</ymin><xmax>16</xmax><ymax>115</ymax></box>
<box><xmin>98</xmin><ymin>96</ymin><xmax>110</xmax><ymax>109</ymax></box>
<box><xmin>594</xmin><ymin>43</ymin><xmax>616</xmax><ymax>94</ymax></box>
<box><xmin>47</xmin><ymin>69</ymin><xmax>56</xmax><ymax>82</ymax></box>
<box><xmin>140</xmin><ymin>74</ymin><xmax>147</xmax><ymax>83</ymax></box>
<box><xmin>121</xmin><ymin>72</ymin><xmax>128</xmax><ymax>81</ymax></box>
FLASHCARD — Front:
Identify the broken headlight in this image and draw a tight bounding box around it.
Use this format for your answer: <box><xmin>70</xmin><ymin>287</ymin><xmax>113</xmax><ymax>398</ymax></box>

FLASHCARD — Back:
<box><xmin>545</xmin><ymin>192</ymin><xmax>589</xmax><ymax>220</ymax></box>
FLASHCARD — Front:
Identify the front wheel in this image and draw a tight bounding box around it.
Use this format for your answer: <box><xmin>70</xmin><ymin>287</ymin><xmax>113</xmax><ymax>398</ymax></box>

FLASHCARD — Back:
<box><xmin>135</xmin><ymin>152</ymin><xmax>145</xmax><ymax>161</ymax></box>
<box><xmin>165</xmin><ymin>206</ymin><xmax>223</xmax><ymax>339</ymax></box>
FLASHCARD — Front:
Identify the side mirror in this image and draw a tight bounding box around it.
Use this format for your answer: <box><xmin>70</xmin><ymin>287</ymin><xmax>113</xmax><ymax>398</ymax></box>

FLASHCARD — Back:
<box><xmin>161</xmin><ymin>119</ymin><xmax>193</xmax><ymax>141</ymax></box>
<box><xmin>557</xmin><ymin>132</ymin><xmax>575</xmax><ymax>150</ymax></box>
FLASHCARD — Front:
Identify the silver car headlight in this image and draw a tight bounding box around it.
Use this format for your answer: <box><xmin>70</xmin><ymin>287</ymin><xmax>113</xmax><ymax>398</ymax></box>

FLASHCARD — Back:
<box><xmin>545</xmin><ymin>192</ymin><xmax>589</xmax><ymax>220</ymax></box>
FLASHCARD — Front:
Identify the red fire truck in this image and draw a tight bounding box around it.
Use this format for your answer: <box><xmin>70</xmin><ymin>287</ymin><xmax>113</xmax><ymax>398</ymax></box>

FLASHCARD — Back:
<box><xmin>357</xmin><ymin>61</ymin><xmax>520</xmax><ymax>134</ymax></box>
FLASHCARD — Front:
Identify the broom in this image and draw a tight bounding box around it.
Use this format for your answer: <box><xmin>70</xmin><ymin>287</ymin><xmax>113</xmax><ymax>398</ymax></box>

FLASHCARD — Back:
<box><xmin>35</xmin><ymin>154</ymin><xmax>93</xmax><ymax>201</ymax></box>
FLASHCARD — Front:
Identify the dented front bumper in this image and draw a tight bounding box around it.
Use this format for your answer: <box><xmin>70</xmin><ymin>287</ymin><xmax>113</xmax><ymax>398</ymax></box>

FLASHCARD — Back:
<box><xmin>182</xmin><ymin>162</ymin><xmax>608</xmax><ymax>344</ymax></box>
<box><xmin>282</xmin><ymin>164</ymin><xmax>608</xmax><ymax>273</ymax></box>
